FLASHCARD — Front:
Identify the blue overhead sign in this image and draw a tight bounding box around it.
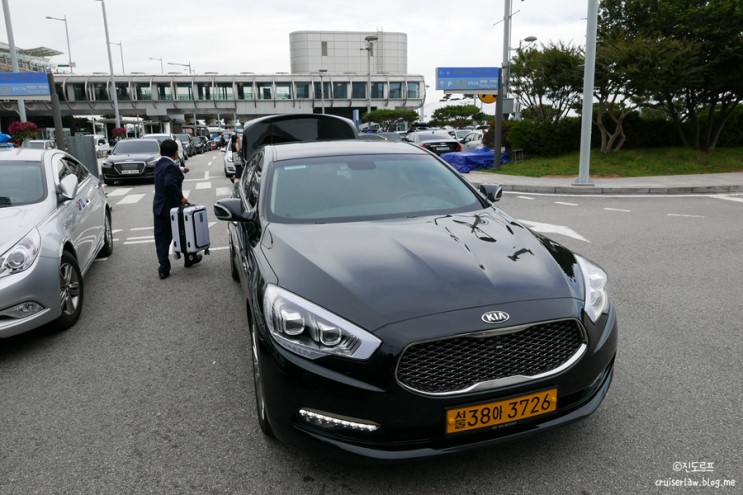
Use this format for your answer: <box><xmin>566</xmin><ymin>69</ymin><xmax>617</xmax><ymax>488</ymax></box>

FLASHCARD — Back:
<box><xmin>436</xmin><ymin>67</ymin><xmax>500</xmax><ymax>93</ymax></box>
<box><xmin>0</xmin><ymin>72</ymin><xmax>51</xmax><ymax>100</ymax></box>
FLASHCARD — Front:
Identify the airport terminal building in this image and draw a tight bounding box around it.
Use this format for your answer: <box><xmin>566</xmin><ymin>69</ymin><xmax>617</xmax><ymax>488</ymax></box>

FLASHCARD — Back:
<box><xmin>0</xmin><ymin>31</ymin><xmax>425</xmax><ymax>129</ymax></box>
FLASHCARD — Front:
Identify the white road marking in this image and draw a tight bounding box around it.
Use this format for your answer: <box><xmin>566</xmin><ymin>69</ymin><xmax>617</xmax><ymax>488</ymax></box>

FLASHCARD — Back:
<box><xmin>112</xmin><ymin>229</ymin><xmax>123</xmax><ymax>234</ymax></box>
<box><xmin>204</xmin><ymin>171</ymin><xmax>210</xmax><ymax>180</ymax></box>
<box><xmin>604</xmin><ymin>208</ymin><xmax>631</xmax><ymax>213</ymax></box>
<box><xmin>555</xmin><ymin>201</ymin><xmax>578</xmax><ymax>207</ymax></box>
<box><xmin>711</xmin><ymin>194</ymin><xmax>743</xmax><ymax>203</ymax></box>
<box><xmin>116</xmin><ymin>193</ymin><xmax>145</xmax><ymax>205</ymax></box>
<box><xmin>215</xmin><ymin>187</ymin><xmax>232</xmax><ymax>196</ymax></box>
<box><xmin>519</xmin><ymin>219</ymin><xmax>590</xmax><ymax>243</ymax></box>
<box><xmin>107</xmin><ymin>188</ymin><xmax>132</xmax><ymax>197</ymax></box>
<box><xmin>209</xmin><ymin>246</ymin><xmax>229</xmax><ymax>251</ymax></box>
<box><xmin>195</xmin><ymin>182</ymin><xmax>212</xmax><ymax>190</ymax></box>
<box><xmin>124</xmin><ymin>239</ymin><xmax>156</xmax><ymax>245</ymax></box>
<box><xmin>208</xmin><ymin>222</ymin><xmax>217</xmax><ymax>228</ymax></box>
<box><xmin>668</xmin><ymin>213</ymin><xmax>705</xmax><ymax>218</ymax></box>
<box><xmin>517</xmin><ymin>196</ymin><xmax>535</xmax><ymax>200</ymax></box>
<box><xmin>131</xmin><ymin>226</ymin><xmax>153</xmax><ymax>231</ymax></box>
<box><xmin>126</xmin><ymin>236</ymin><xmax>154</xmax><ymax>241</ymax></box>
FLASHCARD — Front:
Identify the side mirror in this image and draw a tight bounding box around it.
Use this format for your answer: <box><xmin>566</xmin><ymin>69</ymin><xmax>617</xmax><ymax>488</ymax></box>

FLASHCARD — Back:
<box><xmin>59</xmin><ymin>174</ymin><xmax>79</xmax><ymax>201</ymax></box>
<box><xmin>479</xmin><ymin>183</ymin><xmax>503</xmax><ymax>203</ymax></box>
<box><xmin>214</xmin><ymin>198</ymin><xmax>255</xmax><ymax>223</ymax></box>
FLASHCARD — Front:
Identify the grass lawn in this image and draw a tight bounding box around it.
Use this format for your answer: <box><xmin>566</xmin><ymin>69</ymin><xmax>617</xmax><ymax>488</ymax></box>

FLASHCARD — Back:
<box><xmin>489</xmin><ymin>147</ymin><xmax>743</xmax><ymax>177</ymax></box>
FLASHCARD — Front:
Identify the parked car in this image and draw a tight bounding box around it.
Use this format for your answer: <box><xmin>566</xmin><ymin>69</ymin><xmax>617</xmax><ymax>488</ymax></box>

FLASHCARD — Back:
<box><xmin>461</xmin><ymin>130</ymin><xmax>485</xmax><ymax>150</ymax></box>
<box><xmin>377</xmin><ymin>131</ymin><xmax>403</xmax><ymax>142</ymax></box>
<box><xmin>453</xmin><ymin>129</ymin><xmax>473</xmax><ymax>142</ymax></box>
<box><xmin>21</xmin><ymin>139</ymin><xmax>57</xmax><ymax>150</ymax></box>
<box><xmin>94</xmin><ymin>134</ymin><xmax>111</xmax><ymax>157</ymax></box>
<box><xmin>101</xmin><ymin>138</ymin><xmax>162</xmax><ymax>185</ymax></box>
<box><xmin>212</xmin><ymin>125</ymin><xmax>617</xmax><ymax>461</ymax></box>
<box><xmin>403</xmin><ymin>130</ymin><xmax>462</xmax><ymax>155</ymax></box>
<box><xmin>0</xmin><ymin>148</ymin><xmax>113</xmax><ymax>338</ymax></box>
<box><xmin>174</xmin><ymin>133</ymin><xmax>195</xmax><ymax>157</ymax></box>
<box><xmin>192</xmin><ymin>136</ymin><xmax>208</xmax><ymax>154</ymax></box>
<box><xmin>357</xmin><ymin>133</ymin><xmax>388</xmax><ymax>141</ymax></box>
<box><xmin>141</xmin><ymin>133</ymin><xmax>186</xmax><ymax>166</ymax></box>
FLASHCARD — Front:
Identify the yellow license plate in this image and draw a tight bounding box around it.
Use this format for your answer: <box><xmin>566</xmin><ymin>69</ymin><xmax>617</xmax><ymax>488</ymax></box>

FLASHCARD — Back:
<box><xmin>446</xmin><ymin>388</ymin><xmax>558</xmax><ymax>434</ymax></box>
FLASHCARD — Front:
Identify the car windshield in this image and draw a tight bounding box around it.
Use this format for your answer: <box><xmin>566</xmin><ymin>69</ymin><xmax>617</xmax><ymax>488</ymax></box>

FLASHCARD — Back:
<box><xmin>267</xmin><ymin>154</ymin><xmax>483</xmax><ymax>223</ymax></box>
<box><xmin>0</xmin><ymin>162</ymin><xmax>47</xmax><ymax>207</ymax></box>
<box><xmin>175</xmin><ymin>134</ymin><xmax>190</xmax><ymax>142</ymax></box>
<box><xmin>112</xmin><ymin>140</ymin><xmax>160</xmax><ymax>154</ymax></box>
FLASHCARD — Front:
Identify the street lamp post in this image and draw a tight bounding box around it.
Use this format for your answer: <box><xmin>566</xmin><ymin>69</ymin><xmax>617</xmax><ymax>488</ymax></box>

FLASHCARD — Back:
<box><xmin>318</xmin><ymin>69</ymin><xmax>327</xmax><ymax>114</ymax></box>
<box><xmin>2</xmin><ymin>0</ymin><xmax>26</xmax><ymax>121</ymax></box>
<box><xmin>362</xmin><ymin>35</ymin><xmax>378</xmax><ymax>115</ymax></box>
<box><xmin>95</xmin><ymin>0</ymin><xmax>121</xmax><ymax>129</ymax></box>
<box><xmin>168</xmin><ymin>61</ymin><xmax>193</xmax><ymax>74</ymax></box>
<box><xmin>149</xmin><ymin>56</ymin><xmax>163</xmax><ymax>74</ymax></box>
<box><xmin>109</xmin><ymin>40</ymin><xmax>124</xmax><ymax>73</ymax></box>
<box><xmin>46</xmin><ymin>15</ymin><xmax>73</xmax><ymax>73</ymax></box>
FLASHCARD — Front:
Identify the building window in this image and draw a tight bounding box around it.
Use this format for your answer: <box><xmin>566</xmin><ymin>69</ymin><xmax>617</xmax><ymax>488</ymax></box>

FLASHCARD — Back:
<box><xmin>295</xmin><ymin>82</ymin><xmax>310</xmax><ymax>99</ymax></box>
<box><xmin>92</xmin><ymin>83</ymin><xmax>108</xmax><ymax>101</ymax></box>
<box><xmin>55</xmin><ymin>84</ymin><xmax>66</xmax><ymax>102</ymax></box>
<box><xmin>197</xmin><ymin>83</ymin><xmax>212</xmax><ymax>100</ymax></box>
<box><xmin>70</xmin><ymin>83</ymin><xmax>85</xmax><ymax>101</ymax></box>
<box><xmin>371</xmin><ymin>82</ymin><xmax>385</xmax><ymax>99</ymax></box>
<box><xmin>215</xmin><ymin>83</ymin><xmax>234</xmax><ymax>100</ymax></box>
<box><xmin>407</xmin><ymin>82</ymin><xmax>421</xmax><ymax>99</ymax></box>
<box><xmin>176</xmin><ymin>83</ymin><xmax>192</xmax><ymax>100</ymax></box>
<box><xmin>257</xmin><ymin>83</ymin><xmax>273</xmax><ymax>100</ymax></box>
<box><xmin>156</xmin><ymin>83</ymin><xmax>173</xmax><ymax>100</ymax></box>
<box><xmin>321</xmin><ymin>41</ymin><xmax>328</xmax><ymax>56</ymax></box>
<box><xmin>116</xmin><ymin>83</ymin><xmax>130</xmax><ymax>101</ymax></box>
<box><xmin>237</xmin><ymin>83</ymin><xmax>254</xmax><ymax>100</ymax></box>
<box><xmin>332</xmin><ymin>82</ymin><xmax>348</xmax><ymax>99</ymax></box>
<box><xmin>389</xmin><ymin>82</ymin><xmax>403</xmax><ymax>99</ymax></box>
<box><xmin>134</xmin><ymin>84</ymin><xmax>152</xmax><ymax>100</ymax></box>
<box><xmin>275</xmin><ymin>83</ymin><xmax>292</xmax><ymax>100</ymax></box>
<box><xmin>351</xmin><ymin>82</ymin><xmax>366</xmax><ymax>99</ymax></box>
<box><xmin>314</xmin><ymin>81</ymin><xmax>330</xmax><ymax>99</ymax></box>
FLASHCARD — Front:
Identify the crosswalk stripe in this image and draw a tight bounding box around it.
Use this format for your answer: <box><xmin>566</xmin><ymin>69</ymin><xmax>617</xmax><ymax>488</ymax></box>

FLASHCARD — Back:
<box><xmin>116</xmin><ymin>193</ymin><xmax>145</xmax><ymax>205</ymax></box>
<box><xmin>107</xmin><ymin>187</ymin><xmax>132</xmax><ymax>197</ymax></box>
<box><xmin>196</xmin><ymin>182</ymin><xmax>212</xmax><ymax>190</ymax></box>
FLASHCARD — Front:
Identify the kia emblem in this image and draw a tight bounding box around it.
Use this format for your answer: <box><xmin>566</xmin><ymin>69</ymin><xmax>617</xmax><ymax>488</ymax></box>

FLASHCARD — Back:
<box><xmin>481</xmin><ymin>311</ymin><xmax>510</xmax><ymax>324</ymax></box>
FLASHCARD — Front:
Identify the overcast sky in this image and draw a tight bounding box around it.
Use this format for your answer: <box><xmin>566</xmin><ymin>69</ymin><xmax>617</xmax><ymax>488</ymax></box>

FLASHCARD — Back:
<box><xmin>3</xmin><ymin>0</ymin><xmax>590</xmax><ymax>113</ymax></box>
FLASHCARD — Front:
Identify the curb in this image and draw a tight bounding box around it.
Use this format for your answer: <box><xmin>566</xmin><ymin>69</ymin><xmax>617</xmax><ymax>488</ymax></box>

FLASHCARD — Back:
<box><xmin>467</xmin><ymin>182</ymin><xmax>743</xmax><ymax>195</ymax></box>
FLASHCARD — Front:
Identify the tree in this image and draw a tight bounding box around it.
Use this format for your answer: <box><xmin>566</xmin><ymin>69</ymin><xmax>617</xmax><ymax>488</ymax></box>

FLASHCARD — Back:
<box><xmin>509</xmin><ymin>42</ymin><xmax>584</xmax><ymax>123</ymax></box>
<box><xmin>428</xmin><ymin>105</ymin><xmax>486</xmax><ymax>128</ymax></box>
<box><xmin>362</xmin><ymin>109</ymin><xmax>419</xmax><ymax>131</ymax></box>
<box><xmin>599</xmin><ymin>0</ymin><xmax>743</xmax><ymax>151</ymax></box>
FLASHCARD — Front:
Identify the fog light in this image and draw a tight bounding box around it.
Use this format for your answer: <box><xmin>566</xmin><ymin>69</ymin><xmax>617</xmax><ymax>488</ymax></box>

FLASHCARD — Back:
<box><xmin>0</xmin><ymin>301</ymin><xmax>45</xmax><ymax>319</ymax></box>
<box><xmin>299</xmin><ymin>408</ymin><xmax>380</xmax><ymax>432</ymax></box>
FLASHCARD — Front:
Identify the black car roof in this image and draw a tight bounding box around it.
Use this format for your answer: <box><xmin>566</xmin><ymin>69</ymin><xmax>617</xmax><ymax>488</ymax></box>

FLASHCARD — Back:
<box><xmin>269</xmin><ymin>140</ymin><xmax>424</xmax><ymax>162</ymax></box>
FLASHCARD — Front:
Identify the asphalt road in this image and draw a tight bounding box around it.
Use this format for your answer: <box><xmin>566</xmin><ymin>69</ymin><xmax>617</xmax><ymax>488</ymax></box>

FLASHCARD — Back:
<box><xmin>1</xmin><ymin>152</ymin><xmax>741</xmax><ymax>494</ymax></box>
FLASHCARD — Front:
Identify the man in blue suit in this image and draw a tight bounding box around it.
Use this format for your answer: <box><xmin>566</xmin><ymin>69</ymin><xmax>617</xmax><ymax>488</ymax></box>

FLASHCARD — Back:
<box><xmin>153</xmin><ymin>139</ymin><xmax>201</xmax><ymax>279</ymax></box>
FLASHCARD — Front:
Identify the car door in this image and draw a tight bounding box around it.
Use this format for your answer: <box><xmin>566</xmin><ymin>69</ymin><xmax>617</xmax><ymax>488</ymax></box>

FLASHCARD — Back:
<box><xmin>55</xmin><ymin>155</ymin><xmax>103</xmax><ymax>273</ymax></box>
<box><xmin>233</xmin><ymin>152</ymin><xmax>263</xmax><ymax>293</ymax></box>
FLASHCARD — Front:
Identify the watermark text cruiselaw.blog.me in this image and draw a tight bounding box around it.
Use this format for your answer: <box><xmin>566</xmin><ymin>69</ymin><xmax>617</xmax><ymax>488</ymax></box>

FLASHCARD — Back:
<box><xmin>655</xmin><ymin>461</ymin><xmax>737</xmax><ymax>489</ymax></box>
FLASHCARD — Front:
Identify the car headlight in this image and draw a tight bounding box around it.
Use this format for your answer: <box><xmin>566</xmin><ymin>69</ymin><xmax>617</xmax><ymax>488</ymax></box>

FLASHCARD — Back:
<box><xmin>263</xmin><ymin>284</ymin><xmax>381</xmax><ymax>360</ymax></box>
<box><xmin>0</xmin><ymin>229</ymin><xmax>41</xmax><ymax>279</ymax></box>
<box><xmin>575</xmin><ymin>255</ymin><xmax>609</xmax><ymax>323</ymax></box>
<box><xmin>226</xmin><ymin>153</ymin><xmax>233</xmax><ymax>163</ymax></box>
<box><xmin>102</xmin><ymin>160</ymin><xmax>113</xmax><ymax>167</ymax></box>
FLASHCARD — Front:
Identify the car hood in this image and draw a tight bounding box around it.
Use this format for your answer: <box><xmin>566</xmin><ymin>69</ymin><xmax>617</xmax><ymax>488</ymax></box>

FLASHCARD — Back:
<box><xmin>0</xmin><ymin>203</ymin><xmax>52</xmax><ymax>254</ymax></box>
<box><xmin>262</xmin><ymin>210</ymin><xmax>583</xmax><ymax>331</ymax></box>
<box><xmin>106</xmin><ymin>153</ymin><xmax>159</xmax><ymax>162</ymax></box>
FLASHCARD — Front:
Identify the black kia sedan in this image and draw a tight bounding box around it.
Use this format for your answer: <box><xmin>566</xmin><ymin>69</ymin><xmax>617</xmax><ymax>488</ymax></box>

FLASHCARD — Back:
<box><xmin>214</xmin><ymin>140</ymin><xmax>617</xmax><ymax>461</ymax></box>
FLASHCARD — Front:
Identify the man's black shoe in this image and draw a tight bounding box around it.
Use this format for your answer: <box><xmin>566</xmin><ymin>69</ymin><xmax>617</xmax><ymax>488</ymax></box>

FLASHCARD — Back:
<box><xmin>185</xmin><ymin>254</ymin><xmax>202</xmax><ymax>268</ymax></box>
<box><xmin>159</xmin><ymin>272</ymin><xmax>170</xmax><ymax>280</ymax></box>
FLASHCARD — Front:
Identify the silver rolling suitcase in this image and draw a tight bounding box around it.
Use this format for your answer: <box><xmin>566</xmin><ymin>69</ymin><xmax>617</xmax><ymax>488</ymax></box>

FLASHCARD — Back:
<box><xmin>170</xmin><ymin>204</ymin><xmax>210</xmax><ymax>257</ymax></box>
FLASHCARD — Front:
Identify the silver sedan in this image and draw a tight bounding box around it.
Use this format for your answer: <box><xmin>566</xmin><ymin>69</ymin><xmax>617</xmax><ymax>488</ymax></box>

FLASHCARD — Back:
<box><xmin>0</xmin><ymin>148</ymin><xmax>113</xmax><ymax>338</ymax></box>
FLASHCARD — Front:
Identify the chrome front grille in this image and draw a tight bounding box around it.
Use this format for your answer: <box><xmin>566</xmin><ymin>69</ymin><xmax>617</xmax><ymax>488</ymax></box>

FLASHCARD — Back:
<box><xmin>396</xmin><ymin>319</ymin><xmax>586</xmax><ymax>395</ymax></box>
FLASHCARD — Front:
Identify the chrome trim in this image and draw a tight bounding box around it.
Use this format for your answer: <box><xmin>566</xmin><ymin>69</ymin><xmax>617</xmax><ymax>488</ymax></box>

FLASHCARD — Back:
<box><xmin>395</xmin><ymin>318</ymin><xmax>588</xmax><ymax>397</ymax></box>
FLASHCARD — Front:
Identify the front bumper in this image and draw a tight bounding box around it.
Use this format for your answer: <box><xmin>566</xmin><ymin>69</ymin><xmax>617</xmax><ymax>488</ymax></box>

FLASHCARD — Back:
<box><xmin>101</xmin><ymin>162</ymin><xmax>155</xmax><ymax>182</ymax></box>
<box><xmin>256</xmin><ymin>300</ymin><xmax>618</xmax><ymax>461</ymax></box>
<box><xmin>0</xmin><ymin>255</ymin><xmax>61</xmax><ymax>338</ymax></box>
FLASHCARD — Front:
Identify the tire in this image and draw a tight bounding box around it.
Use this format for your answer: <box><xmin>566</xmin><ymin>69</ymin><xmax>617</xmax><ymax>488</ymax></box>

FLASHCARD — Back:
<box><xmin>230</xmin><ymin>242</ymin><xmax>240</xmax><ymax>282</ymax></box>
<box><xmin>54</xmin><ymin>251</ymin><xmax>84</xmax><ymax>331</ymax></box>
<box><xmin>249</xmin><ymin>314</ymin><xmax>274</xmax><ymax>437</ymax></box>
<box><xmin>98</xmin><ymin>210</ymin><xmax>113</xmax><ymax>258</ymax></box>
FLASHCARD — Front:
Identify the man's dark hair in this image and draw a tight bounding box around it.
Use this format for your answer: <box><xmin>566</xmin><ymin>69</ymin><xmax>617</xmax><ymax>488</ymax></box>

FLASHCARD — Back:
<box><xmin>160</xmin><ymin>139</ymin><xmax>179</xmax><ymax>158</ymax></box>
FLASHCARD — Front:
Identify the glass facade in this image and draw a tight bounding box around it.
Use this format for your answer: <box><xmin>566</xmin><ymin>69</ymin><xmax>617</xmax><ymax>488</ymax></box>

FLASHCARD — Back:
<box><xmin>92</xmin><ymin>83</ymin><xmax>108</xmax><ymax>101</ymax></box>
<box><xmin>134</xmin><ymin>84</ymin><xmax>152</xmax><ymax>100</ymax></box>
<box><xmin>215</xmin><ymin>83</ymin><xmax>234</xmax><ymax>100</ymax></box>
<box><xmin>332</xmin><ymin>82</ymin><xmax>348</xmax><ymax>99</ymax></box>
<box><xmin>407</xmin><ymin>82</ymin><xmax>420</xmax><ymax>99</ymax></box>
<box><xmin>275</xmin><ymin>83</ymin><xmax>292</xmax><ymax>100</ymax></box>
<box><xmin>116</xmin><ymin>83</ymin><xmax>131</xmax><ymax>101</ymax></box>
<box><xmin>389</xmin><ymin>82</ymin><xmax>402</xmax><ymax>99</ymax></box>
<box><xmin>371</xmin><ymin>82</ymin><xmax>385</xmax><ymax>99</ymax></box>
<box><xmin>351</xmin><ymin>82</ymin><xmax>366</xmax><ymax>99</ymax></box>
<box><xmin>257</xmin><ymin>83</ymin><xmax>272</xmax><ymax>100</ymax></box>
<box><xmin>237</xmin><ymin>82</ymin><xmax>254</xmax><ymax>100</ymax></box>
<box><xmin>176</xmin><ymin>83</ymin><xmax>192</xmax><ymax>100</ymax></box>
<box><xmin>295</xmin><ymin>82</ymin><xmax>310</xmax><ymax>99</ymax></box>
<box><xmin>197</xmin><ymin>83</ymin><xmax>212</xmax><ymax>100</ymax></box>
<box><xmin>314</xmin><ymin>81</ymin><xmax>330</xmax><ymax>99</ymax></box>
<box><xmin>156</xmin><ymin>83</ymin><xmax>173</xmax><ymax>100</ymax></box>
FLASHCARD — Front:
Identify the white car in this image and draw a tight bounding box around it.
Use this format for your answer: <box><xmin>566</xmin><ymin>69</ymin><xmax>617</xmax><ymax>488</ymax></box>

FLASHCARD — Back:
<box><xmin>141</xmin><ymin>133</ymin><xmax>187</xmax><ymax>166</ymax></box>
<box><xmin>461</xmin><ymin>130</ymin><xmax>484</xmax><ymax>151</ymax></box>
<box><xmin>0</xmin><ymin>148</ymin><xmax>113</xmax><ymax>338</ymax></box>
<box><xmin>21</xmin><ymin>139</ymin><xmax>57</xmax><ymax>150</ymax></box>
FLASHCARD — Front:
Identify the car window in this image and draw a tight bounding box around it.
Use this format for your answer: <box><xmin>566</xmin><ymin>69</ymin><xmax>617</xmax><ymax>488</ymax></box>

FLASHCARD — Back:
<box><xmin>239</xmin><ymin>152</ymin><xmax>263</xmax><ymax>210</ymax></box>
<box><xmin>266</xmin><ymin>154</ymin><xmax>482</xmax><ymax>223</ymax></box>
<box><xmin>112</xmin><ymin>140</ymin><xmax>160</xmax><ymax>154</ymax></box>
<box><xmin>0</xmin><ymin>162</ymin><xmax>47</xmax><ymax>206</ymax></box>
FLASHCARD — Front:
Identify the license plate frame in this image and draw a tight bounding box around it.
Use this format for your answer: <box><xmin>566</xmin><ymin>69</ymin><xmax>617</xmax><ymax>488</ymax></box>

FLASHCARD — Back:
<box><xmin>446</xmin><ymin>388</ymin><xmax>558</xmax><ymax>435</ymax></box>
<box><xmin>120</xmin><ymin>169</ymin><xmax>140</xmax><ymax>175</ymax></box>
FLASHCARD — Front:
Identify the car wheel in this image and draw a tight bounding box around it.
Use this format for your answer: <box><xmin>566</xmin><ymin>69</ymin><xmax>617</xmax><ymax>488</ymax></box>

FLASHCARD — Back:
<box><xmin>98</xmin><ymin>210</ymin><xmax>113</xmax><ymax>258</ymax></box>
<box><xmin>249</xmin><ymin>313</ymin><xmax>274</xmax><ymax>437</ymax></box>
<box><xmin>54</xmin><ymin>251</ymin><xmax>84</xmax><ymax>331</ymax></box>
<box><xmin>230</xmin><ymin>242</ymin><xmax>240</xmax><ymax>282</ymax></box>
